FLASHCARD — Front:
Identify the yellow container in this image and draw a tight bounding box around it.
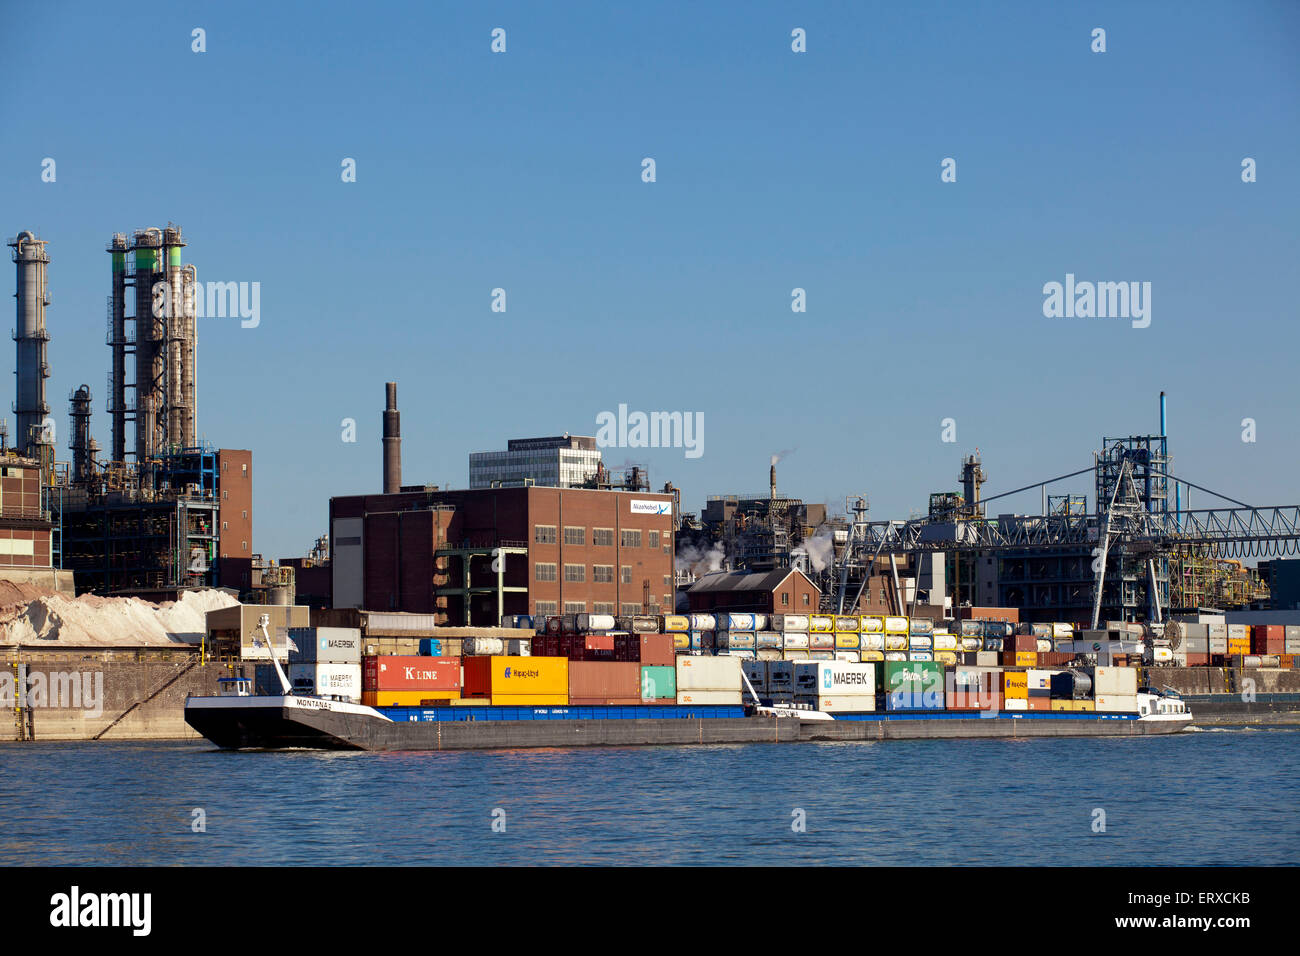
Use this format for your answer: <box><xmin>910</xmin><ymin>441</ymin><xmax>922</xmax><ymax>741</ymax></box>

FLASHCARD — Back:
<box><xmin>490</xmin><ymin>695</ymin><xmax>569</xmax><ymax>706</ymax></box>
<box><xmin>672</xmin><ymin>633</ymin><xmax>691</xmax><ymax>650</ymax></box>
<box><xmin>1076</xmin><ymin>700</ymin><xmax>1095</xmax><ymax>712</ymax></box>
<box><xmin>861</xmin><ymin>650</ymin><xmax>885</xmax><ymax>662</ymax></box>
<box><xmin>1015</xmin><ymin>651</ymin><xmax>1037</xmax><ymax>667</ymax></box>
<box><xmin>479</xmin><ymin>655</ymin><xmax>568</xmax><ymax>696</ymax></box>
<box><xmin>934</xmin><ymin>651</ymin><xmax>958</xmax><ymax>665</ymax></box>
<box><xmin>860</xmin><ymin>616</ymin><xmax>885</xmax><ymax>634</ymax></box>
<box><xmin>884</xmin><ymin>616</ymin><xmax>909</xmax><ymax>635</ymax></box>
<box><xmin>1050</xmin><ymin>699</ymin><xmax>1072</xmax><ymax>711</ymax></box>
<box><xmin>835</xmin><ymin>633</ymin><xmax>861</xmax><ymax>649</ymax></box>
<box><xmin>662</xmin><ymin>615</ymin><xmax>690</xmax><ymax>632</ymax></box>
<box><xmin>834</xmin><ymin>615</ymin><xmax>861</xmax><ymax>632</ymax></box>
<box><xmin>361</xmin><ymin>690</ymin><xmax>457</xmax><ymax>707</ymax></box>
<box><xmin>1003</xmin><ymin>672</ymin><xmax>1028</xmax><ymax>699</ymax></box>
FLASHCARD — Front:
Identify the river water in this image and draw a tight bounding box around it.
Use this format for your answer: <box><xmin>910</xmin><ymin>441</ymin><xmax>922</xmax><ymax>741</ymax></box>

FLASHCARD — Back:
<box><xmin>1</xmin><ymin>726</ymin><xmax>1294</xmax><ymax>866</ymax></box>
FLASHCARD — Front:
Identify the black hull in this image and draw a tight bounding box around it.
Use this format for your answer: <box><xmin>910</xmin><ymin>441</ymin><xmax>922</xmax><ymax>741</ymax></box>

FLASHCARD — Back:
<box><xmin>186</xmin><ymin>701</ymin><xmax>1191</xmax><ymax>752</ymax></box>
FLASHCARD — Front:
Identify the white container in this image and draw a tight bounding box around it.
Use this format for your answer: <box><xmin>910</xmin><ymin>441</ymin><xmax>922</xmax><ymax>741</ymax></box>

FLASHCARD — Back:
<box><xmin>1035</xmin><ymin>639</ymin><xmax>1053</xmax><ymax>653</ymax></box>
<box><xmin>771</xmin><ymin>614</ymin><xmax>809</xmax><ymax>632</ymax></box>
<box><xmin>884</xmin><ymin>651</ymin><xmax>908</xmax><ymax>662</ymax></box>
<box><xmin>908</xmin><ymin>651</ymin><xmax>933</xmax><ymax>661</ymax></box>
<box><xmin>834</xmin><ymin>616</ymin><xmax>861</xmax><ymax>632</ymax></box>
<box><xmin>677</xmin><ymin>690</ymin><xmax>743</xmax><ymax>705</ymax></box>
<box><xmin>1152</xmin><ymin>646</ymin><xmax>1174</xmax><ymax>663</ymax></box>
<box><xmin>462</xmin><ymin>637</ymin><xmax>506</xmax><ymax>656</ymax></box>
<box><xmin>688</xmin><ymin>613</ymin><xmax>717</xmax><ymax>631</ymax></box>
<box><xmin>287</xmin><ymin>662</ymin><xmax>361</xmax><ymax>701</ymax></box>
<box><xmin>860</xmin><ymin>616</ymin><xmax>884</xmax><ymax>634</ymax></box>
<box><xmin>861</xmin><ymin>633</ymin><xmax>885</xmax><ymax>652</ymax></box>
<box><xmin>723</xmin><ymin>649</ymin><xmax>757</xmax><ymax>660</ymax></box>
<box><xmin>1025</xmin><ymin>669</ymin><xmax>1055</xmax><ymax>692</ymax></box>
<box><xmin>676</xmin><ymin>655</ymin><xmax>742</xmax><ymax>692</ymax></box>
<box><xmin>834</xmin><ymin>650</ymin><xmax>862</xmax><ymax>662</ymax></box>
<box><xmin>1003</xmin><ymin>698</ymin><xmax>1028</xmax><ymax>711</ymax></box>
<box><xmin>908</xmin><ymin>635</ymin><xmax>932</xmax><ymax>650</ymax></box>
<box><xmin>934</xmin><ymin>634</ymin><xmax>958</xmax><ymax>651</ymax></box>
<box><xmin>809</xmin><ymin>633</ymin><xmax>836</xmax><ymax>650</ymax></box>
<box><xmin>884</xmin><ymin>616</ymin><xmax>909</xmax><ymax>634</ymax></box>
<box><xmin>725</xmin><ymin>613</ymin><xmax>764</xmax><ymax>630</ymax></box>
<box><xmin>757</xmin><ymin>648</ymin><xmax>783</xmax><ymax>661</ymax></box>
<box><xmin>782</xmin><ymin>632</ymin><xmax>810</xmax><ymax>650</ymax></box>
<box><xmin>809</xmin><ymin>615</ymin><xmax>834</xmax><ymax>633</ymax></box>
<box><xmin>884</xmin><ymin>634</ymin><xmax>908</xmax><ymax>651</ymax></box>
<box><xmin>741</xmin><ymin>660</ymin><xmax>768</xmax><ymax>692</ymax></box>
<box><xmin>782</xmin><ymin>650</ymin><xmax>810</xmax><ymax>661</ymax></box>
<box><xmin>1095</xmin><ymin>694</ymin><xmax>1139</xmax><ymax>713</ymax></box>
<box><xmin>287</xmin><ymin>627</ymin><xmax>362</xmax><ymax>665</ymax></box>
<box><xmin>792</xmin><ymin>661</ymin><xmax>876</xmax><ymax>697</ymax></box>
<box><xmin>1094</xmin><ymin>666</ymin><xmax>1138</xmax><ymax>696</ymax></box>
<box><xmin>809</xmin><ymin>650</ymin><xmax>835</xmax><ymax>661</ymax></box>
<box><xmin>575</xmin><ymin>613</ymin><xmax>616</xmax><ymax>632</ymax></box>
<box><xmin>811</xmin><ymin>694</ymin><xmax>877</xmax><ymax>713</ymax></box>
<box><xmin>755</xmin><ymin>631</ymin><xmax>782</xmax><ymax>649</ymax></box>
<box><xmin>505</xmin><ymin>638</ymin><xmax>531</xmax><ymax>656</ymax></box>
<box><xmin>1052</xmin><ymin>623</ymin><xmax>1074</xmax><ymax>639</ymax></box>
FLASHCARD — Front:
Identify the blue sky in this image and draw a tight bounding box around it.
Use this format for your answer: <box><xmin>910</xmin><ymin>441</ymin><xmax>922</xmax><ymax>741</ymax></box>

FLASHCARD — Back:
<box><xmin>3</xmin><ymin>1</ymin><xmax>1297</xmax><ymax>558</ymax></box>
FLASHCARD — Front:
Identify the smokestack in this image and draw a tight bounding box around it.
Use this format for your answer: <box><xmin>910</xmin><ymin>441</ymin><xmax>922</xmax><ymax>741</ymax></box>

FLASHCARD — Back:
<box><xmin>770</xmin><ymin>463</ymin><xmax>777</xmax><ymax>500</ymax></box>
<box><xmin>382</xmin><ymin>381</ymin><xmax>401</xmax><ymax>494</ymax></box>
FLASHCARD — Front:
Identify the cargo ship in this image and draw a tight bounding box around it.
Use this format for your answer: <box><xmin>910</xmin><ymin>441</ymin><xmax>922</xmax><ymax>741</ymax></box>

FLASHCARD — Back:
<box><xmin>184</xmin><ymin>617</ymin><xmax>1192</xmax><ymax>751</ymax></box>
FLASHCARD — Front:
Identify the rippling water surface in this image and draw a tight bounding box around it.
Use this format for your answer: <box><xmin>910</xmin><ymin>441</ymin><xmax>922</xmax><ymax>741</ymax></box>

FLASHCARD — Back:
<box><xmin>1</xmin><ymin>726</ymin><xmax>1295</xmax><ymax>865</ymax></box>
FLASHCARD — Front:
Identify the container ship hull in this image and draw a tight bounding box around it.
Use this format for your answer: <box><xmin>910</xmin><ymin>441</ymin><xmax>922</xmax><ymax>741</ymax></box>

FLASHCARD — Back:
<box><xmin>184</xmin><ymin>696</ymin><xmax>1190</xmax><ymax>752</ymax></box>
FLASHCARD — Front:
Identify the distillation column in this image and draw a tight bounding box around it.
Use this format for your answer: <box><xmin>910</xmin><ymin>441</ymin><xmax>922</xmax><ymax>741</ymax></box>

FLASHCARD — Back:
<box><xmin>9</xmin><ymin>231</ymin><xmax>51</xmax><ymax>457</ymax></box>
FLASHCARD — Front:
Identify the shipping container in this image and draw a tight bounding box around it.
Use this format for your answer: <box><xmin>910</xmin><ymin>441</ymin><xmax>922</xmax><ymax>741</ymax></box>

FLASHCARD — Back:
<box><xmin>975</xmin><ymin>651</ymin><xmax>999</xmax><ymax>667</ymax></box>
<box><xmin>1093</xmin><ymin>666</ymin><xmax>1138</xmax><ymax>697</ymax></box>
<box><xmin>364</xmin><ymin>655</ymin><xmax>461</xmax><ymax>692</ymax></box>
<box><xmin>362</xmin><ymin>690</ymin><xmax>458</xmax><ymax>707</ymax></box>
<box><xmin>884</xmin><ymin>616</ymin><xmax>909</xmax><ymax>635</ymax></box>
<box><xmin>1003</xmin><ymin>671</ymin><xmax>1028</xmax><ymax>699</ymax></box>
<box><xmin>809</xmin><ymin>615</ymin><xmax>834</xmax><ymax>633</ymax></box>
<box><xmin>809</xmin><ymin>633</ymin><xmax>836</xmax><ymax>650</ymax></box>
<box><xmin>490</xmin><ymin>694</ymin><xmax>569</xmax><ymax>706</ymax></box>
<box><xmin>639</xmin><ymin>633</ymin><xmax>676</xmax><ymax>665</ymax></box>
<box><xmin>860</xmin><ymin>633</ymin><xmax>885</xmax><ymax>652</ymax></box>
<box><xmin>755</xmin><ymin>631</ymin><xmax>783</xmax><ymax>650</ymax></box>
<box><xmin>784</xmin><ymin>650</ymin><xmax>811</xmax><ymax>660</ymax></box>
<box><xmin>287</xmin><ymin>627</ymin><xmax>363</xmax><ymax>665</ymax></box>
<box><xmin>861</xmin><ymin>650</ymin><xmax>885</xmax><ymax>662</ymax></box>
<box><xmin>797</xmin><ymin>694</ymin><xmax>877</xmax><ymax>713</ymax></box>
<box><xmin>908</xmin><ymin>635</ymin><xmax>932</xmax><ymax>650</ymax></box>
<box><xmin>883</xmin><ymin>651</ymin><xmax>907</xmax><ymax>662</ymax></box>
<box><xmin>908</xmin><ymin>618</ymin><xmax>935</xmax><ymax>636</ymax></box>
<box><xmin>835</xmin><ymin>615</ymin><xmax>861</xmax><ymax>632</ymax></box>
<box><xmin>688</xmin><ymin>613</ymin><xmax>717</xmax><ymax>631</ymax></box>
<box><xmin>568</xmin><ymin>661</ymin><xmax>642</xmax><ymax>703</ymax></box>
<box><xmin>834</xmin><ymin>632</ymin><xmax>861</xmax><ymax>649</ymax></box>
<box><xmin>661</xmin><ymin>614</ymin><xmax>690</xmax><ymax>633</ymax></box>
<box><xmin>463</xmin><ymin>637</ymin><xmax>506</xmax><ymax>656</ymax></box>
<box><xmin>576</xmin><ymin>613</ymin><xmax>617</xmax><ymax>632</ymax></box>
<box><xmin>1014</xmin><ymin>651</ymin><xmax>1037</xmax><ymax>667</ymax></box>
<box><xmin>883</xmin><ymin>660</ymin><xmax>944</xmax><ymax>709</ymax></box>
<box><xmin>792</xmin><ymin>661</ymin><xmax>876</xmax><ymax>697</ymax></box>
<box><xmin>725</xmin><ymin>613</ymin><xmax>765</xmax><ymax>631</ymax></box>
<box><xmin>782</xmin><ymin>632</ymin><xmax>810</xmax><ymax>649</ymax></box>
<box><xmin>418</xmin><ymin>638</ymin><xmax>443</xmax><ymax>657</ymax></box>
<box><xmin>1095</xmin><ymin>694</ymin><xmax>1138</xmax><ymax>713</ymax></box>
<box><xmin>676</xmin><ymin>690</ymin><xmax>744</xmax><ymax>705</ymax></box>
<box><xmin>461</xmin><ymin>656</ymin><xmax>567</xmax><ymax>698</ymax></box>
<box><xmin>934</xmin><ymin>634</ymin><xmax>958</xmax><ymax>651</ymax></box>
<box><xmin>770</xmin><ymin>614</ymin><xmax>809</xmax><ymax>632</ymax></box>
<box><xmin>884</xmin><ymin>634</ymin><xmax>909</xmax><ymax>651</ymax></box>
<box><xmin>288</xmin><ymin>662</ymin><xmax>362</xmax><ymax>700</ymax></box>
<box><xmin>767</xmin><ymin>662</ymin><xmax>795</xmax><ymax>691</ymax></box>
<box><xmin>672</xmin><ymin>633</ymin><xmax>691</xmax><ymax>650</ymax></box>
<box><xmin>717</xmin><ymin>631</ymin><xmax>756</xmax><ymax>650</ymax></box>
<box><xmin>676</xmin><ymin>655</ymin><xmax>742</xmax><ymax>691</ymax></box>
<box><xmin>860</xmin><ymin>615</ymin><xmax>885</xmax><ymax>634</ymax></box>
<box><xmin>809</xmin><ymin>650</ymin><xmax>835</xmax><ymax>660</ymax></box>
<box><xmin>741</xmin><ymin>660</ymin><xmax>768</xmax><ymax>693</ymax></box>
<box><xmin>835</xmin><ymin>650</ymin><xmax>862</xmax><ymax>662</ymax></box>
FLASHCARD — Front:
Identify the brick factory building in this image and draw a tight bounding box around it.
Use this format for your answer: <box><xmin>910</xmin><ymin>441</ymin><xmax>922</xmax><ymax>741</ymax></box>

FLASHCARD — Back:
<box><xmin>329</xmin><ymin>486</ymin><xmax>676</xmax><ymax>626</ymax></box>
<box><xmin>686</xmin><ymin>568</ymin><xmax>821</xmax><ymax>616</ymax></box>
<box><xmin>0</xmin><ymin>452</ymin><xmax>52</xmax><ymax>569</ymax></box>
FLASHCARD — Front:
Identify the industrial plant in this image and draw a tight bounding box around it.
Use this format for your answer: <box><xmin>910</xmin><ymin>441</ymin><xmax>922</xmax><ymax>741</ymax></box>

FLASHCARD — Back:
<box><xmin>5</xmin><ymin>227</ymin><xmax>251</xmax><ymax>599</ymax></box>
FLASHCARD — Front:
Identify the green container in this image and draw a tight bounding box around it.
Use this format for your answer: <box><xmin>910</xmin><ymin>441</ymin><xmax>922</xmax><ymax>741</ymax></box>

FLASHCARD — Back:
<box><xmin>883</xmin><ymin>660</ymin><xmax>943</xmax><ymax>693</ymax></box>
<box><xmin>641</xmin><ymin>665</ymin><xmax>676</xmax><ymax>699</ymax></box>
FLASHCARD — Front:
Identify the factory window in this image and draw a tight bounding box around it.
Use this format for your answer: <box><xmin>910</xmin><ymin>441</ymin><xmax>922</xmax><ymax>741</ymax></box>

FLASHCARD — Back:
<box><xmin>593</xmin><ymin>528</ymin><xmax>614</xmax><ymax>546</ymax></box>
<box><xmin>242</xmin><ymin>463</ymin><xmax>248</xmax><ymax>477</ymax></box>
<box><xmin>663</xmin><ymin>595</ymin><xmax>671</xmax><ymax>609</ymax></box>
<box><xmin>564</xmin><ymin>526</ymin><xmax>585</xmax><ymax>546</ymax></box>
<box><xmin>534</xmin><ymin>525</ymin><xmax>557</xmax><ymax>544</ymax></box>
<box><xmin>648</xmin><ymin>531</ymin><xmax>660</xmax><ymax>549</ymax></box>
<box><xmin>222</xmin><ymin>462</ymin><xmax>227</xmax><ymax>472</ymax></box>
<box><xmin>663</xmin><ymin>544</ymin><xmax>670</xmax><ymax>555</ymax></box>
<box><xmin>663</xmin><ymin>575</ymin><xmax>670</xmax><ymax>586</ymax></box>
<box><xmin>223</xmin><ymin>491</ymin><xmax>228</xmax><ymax>500</ymax></box>
<box><xmin>594</xmin><ymin>602</ymin><xmax>615</xmax><ymax>615</ymax></box>
<box><xmin>621</xmin><ymin>566</ymin><xmax>632</xmax><ymax>584</ymax></box>
<box><xmin>782</xmin><ymin>592</ymin><xmax>789</xmax><ymax>606</ymax></box>
<box><xmin>535</xmin><ymin>601</ymin><xmax>557</xmax><ymax>616</ymax></box>
<box><xmin>535</xmin><ymin>563</ymin><xmax>557</xmax><ymax>582</ymax></box>
<box><xmin>564</xmin><ymin>602</ymin><xmax>586</xmax><ymax>614</ymax></box>
<box><xmin>242</xmin><ymin>510</ymin><xmax>248</xmax><ymax>519</ymax></box>
<box><xmin>222</xmin><ymin>521</ymin><xmax>228</xmax><ymax>530</ymax></box>
<box><xmin>564</xmin><ymin>563</ymin><xmax>586</xmax><ymax>583</ymax></box>
<box><xmin>621</xmin><ymin>603</ymin><xmax>641</xmax><ymax>616</ymax></box>
<box><xmin>802</xmin><ymin>593</ymin><xmax>810</xmax><ymax>606</ymax></box>
<box><xmin>593</xmin><ymin>565</ymin><xmax>614</xmax><ymax>583</ymax></box>
<box><xmin>621</xmin><ymin>529</ymin><xmax>641</xmax><ymax>548</ymax></box>
<box><xmin>242</xmin><ymin>541</ymin><xmax>248</xmax><ymax>551</ymax></box>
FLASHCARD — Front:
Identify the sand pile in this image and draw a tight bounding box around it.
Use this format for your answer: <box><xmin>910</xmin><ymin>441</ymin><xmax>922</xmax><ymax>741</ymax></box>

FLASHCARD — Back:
<box><xmin>0</xmin><ymin>588</ymin><xmax>240</xmax><ymax>647</ymax></box>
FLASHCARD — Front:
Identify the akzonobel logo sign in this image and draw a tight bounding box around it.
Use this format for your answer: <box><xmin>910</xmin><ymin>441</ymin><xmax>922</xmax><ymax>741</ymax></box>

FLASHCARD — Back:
<box><xmin>630</xmin><ymin>499</ymin><xmax>672</xmax><ymax>516</ymax></box>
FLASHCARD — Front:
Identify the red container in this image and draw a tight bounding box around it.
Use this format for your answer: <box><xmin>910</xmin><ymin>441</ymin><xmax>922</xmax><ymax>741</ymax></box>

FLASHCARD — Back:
<box><xmin>1008</xmin><ymin>634</ymin><xmax>1037</xmax><ymax>653</ymax></box>
<box><xmin>959</xmin><ymin>607</ymin><xmax>1021</xmax><ymax>623</ymax></box>
<box><xmin>363</xmin><ymin>655</ymin><xmax>461</xmax><ymax>692</ymax></box>
<box><xmin>639</xmin><ymin>634</ymin><xmax>675</xmax><ymax>666</ymax></box>
<box><xmin>1185</xmin><ymin>653</ymin><xmax>1210</xmax><ymax>667</ymax></box>
<box><xmin>1026</xmin><ymin>697</ymin><xmax>1051</xmax><ymax>712</ymax></box>
<box><xmin>462</xmin><ymin>656</ymin><xmax>490</xmax><ymax>697</ymax></box>
<box><xmin>584</xmin><ymin>634</ymin><xmax>614</xmax><ymax>652</ymax></box>
<box><xmin>613</xmin><ymin>633</ymin><xmax>638</xmax><ymax>662</ymax></box>
<box><xmin>568</xmin><ymin>661</ymin><xmax>641</xmax><ymax>703</ymax></box>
